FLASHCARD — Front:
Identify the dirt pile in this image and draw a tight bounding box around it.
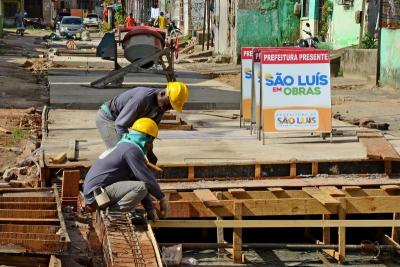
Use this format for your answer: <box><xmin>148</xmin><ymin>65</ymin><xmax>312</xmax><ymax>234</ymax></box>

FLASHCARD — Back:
<box><xmin>0</xmin><ymin>108</ymin><xmax>42</xmax><ymax>188</ymax></box>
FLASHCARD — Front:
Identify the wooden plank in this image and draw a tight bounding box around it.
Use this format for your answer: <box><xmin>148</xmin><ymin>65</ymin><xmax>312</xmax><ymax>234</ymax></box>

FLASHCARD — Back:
<box><xmin>393</xmin><ymin>213</ymin><xmax>400</xmax><ymax>242</ymax></box>
<box><xmin>0</xmin><ymin>218</ymin><xmax>59</xmax><ymax>224</ymax></box>
<box><xmin>228</xmin><ymin>188</ymin><xmax>245</xmax><ymax>194</ymax></box>
<box><xmin>164</xmin><ymin>195</ymin><xmax>400</xmax><ymax>218</ymax></box>
<box><xmin>342</xmin><ymin>186</ymin><xmax>361</xmax><ymax>191</ymax></box>
<box><xmin>0</xmin><ymin>209</ymin><xmax>58</xmax><ymax>219</ymax></box>
<box><xmin>290</xmin><ymin>163</ymin><xmax>296</xmax><ymax>178</ymax></box>
<box><xmin>384</xmin><ymin>234</ymin><xmax>400</xmax><ymax>255</ymax></box>
<box><xmin>255</xmin><ymin>164</ymin><xmax>261</xmax><ymax>179</ymax></box>
<box><xmin>345</xmin><ymin>196</ymin><xmax>400</xmax><ymax>213</ymax></box>
<box><xmin>193</xmin><ymin>189</ymin><xmax>222</xmax><ymax>207</ymax></box>
<box><xmin>158</xmin><ymin>123</ymin><xmax>193</xmax><ymax>130</ymax></box>
<box><xmin>385</xmin><ymin>160</ymin><xmax>392</xmax><ymax>175</ymax></box>
<box><xmin>166</xmin><ymin>198</ymin><xmax>334</xmax><ymax>217</ymax></box>
<box><xmin>319</xmin><ymin>186</ymin><xmax>346</xmax><ymax>197</ymax></box>
<box><xmin>312</xmin><ymin>162</ymin><xmax>318</xmax><ymax>176</ymax></box>
<box><xmin>322</xmin><ymin>214</ymin><xmax>330</xmax><ymax>244</ymax></box>
<box><xmin>302</xmin><ymin>187</ymin><xmax>340</xmax><ymax>206</ymax></box>
<box><xmin>62</xmin><ymin>170</ymin><xmax>80</xmax><ymax>199</ymax></box>
<box><xmin>216</xmin><ymin>192</ymin><xmax>225</xmax><ymax>256</ymax></box>
<box><xmin>66</xmin><ymin>139</ymin><xmax>77</xmax><ymax>161</ymax></box>
<box><xmin>233</xmin><ymin>202</ymin><xmax>242</xmax><ymax>264</ymax></box>
<box><xmin>359</xmin><ymin>137</ymin><xmax>400</xmax><ymax>160</ymax></box>
<box><xmin>357</xmin><ymin>131</ymin><xmax>383</xmax><ymax>138</ymax></box>
<box><xmin>151</xmin><ymin>219</ymin><xmax>400</xmax><ymax>228</ymax></box>
<box><xmin>268</xmin><ymin>187</ymin><xmax>284</xmax><ymax>192</ymax></box>
<box><xmin>147</xmin><ymin>225</ymin><xmax>163</xmax><ymax>267</ymax></box>
<box><xmin>163</xmin><ymin>190</ymin><xmax>177</xmax><ymax>201</ymax></box>
<box><xmin>188</xmin><ymin>166</ymin><xmax>195</xmax><ymax>179</ymax></box>
<box><xmin>53</xmin><ymin>186</ymin><xmax>71</xmax><ymax>243</ymax></box>
<box><xmin>337</xmin><ymin>199</ymin><xmax>346</xmax><ymax>264</ymax></box>
<box><xmin>380</xmin><ymin>185</ymin><xmax>400</xmax><ymax>191</ymax></box>
<box><xmin>0</xmin><ymin>254</ymin><xmax>49</xmax><ymax>267</ymax></box>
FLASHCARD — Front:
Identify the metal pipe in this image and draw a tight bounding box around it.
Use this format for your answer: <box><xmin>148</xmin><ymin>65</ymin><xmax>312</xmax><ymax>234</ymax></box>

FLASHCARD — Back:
<box><xmin>158</xmin><ymin>242</ymin><xmax>395</xmax><ymax>252</ymax></box>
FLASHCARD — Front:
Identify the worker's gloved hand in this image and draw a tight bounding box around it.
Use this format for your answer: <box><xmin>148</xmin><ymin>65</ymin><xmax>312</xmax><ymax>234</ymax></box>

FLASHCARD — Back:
<box><xmin>147</xmin><ymin>209</ymin><xmax>159</xmax><ymax>222</ymax></box>
<box><xmin>147</xmin><ymin>149</ymin><xmax>158</xmax><ymax>165</ymax></box>
<box><xmin>159</xmin><ymin>197</ymin><xmax>169</xmax><ymax>218</ymax></box>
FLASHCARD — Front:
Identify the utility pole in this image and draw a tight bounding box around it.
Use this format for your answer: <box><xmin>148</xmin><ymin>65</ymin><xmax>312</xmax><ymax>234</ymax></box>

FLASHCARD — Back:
<box><xmin>358</xmin><ymin>0</ymin><xmax>366</xmax><ymax>48</ymax></box>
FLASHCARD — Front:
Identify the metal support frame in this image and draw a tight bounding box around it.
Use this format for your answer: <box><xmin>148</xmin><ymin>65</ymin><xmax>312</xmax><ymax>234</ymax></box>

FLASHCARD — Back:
<box><xmin>90</xmin><ymin>48</ymin><xmax>176</xmax><ymax>89</ymax></box>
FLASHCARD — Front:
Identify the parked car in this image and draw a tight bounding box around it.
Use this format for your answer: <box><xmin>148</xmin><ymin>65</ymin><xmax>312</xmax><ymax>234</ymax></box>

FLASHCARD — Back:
<box><xmin>54</xmin><ymin>12</ymin><xmax>71</xmax><ymax>30</ymax></box>
<box><xmin>59</xmin><ymin>16</ymin><xmax>84</xmax><ymax>36</ymax></box>
<box><xmin>24</xmin><ymin>17</ymin><xmax>46</xmax><ymax>29</ymax></box>
<box><xmin>83</xmin><ymin>13</ymin><xmax>99</xmax><ymax>26</ymax></box>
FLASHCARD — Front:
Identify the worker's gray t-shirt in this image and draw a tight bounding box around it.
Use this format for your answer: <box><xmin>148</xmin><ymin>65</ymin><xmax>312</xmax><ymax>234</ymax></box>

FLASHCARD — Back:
<box><xmin>107</xmin><ymin>87</ymin><xmax>164</xmax><ymax>137</ymax></box>
<box><xmin>83</xmin><ymin>143</ymin><xmax>164</xmax><ymax>210</ymax></box>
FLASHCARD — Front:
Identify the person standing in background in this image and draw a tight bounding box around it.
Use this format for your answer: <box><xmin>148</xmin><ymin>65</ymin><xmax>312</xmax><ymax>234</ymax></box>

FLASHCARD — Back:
<box><xmin>125</xmin><ymin>12</ymin><xmax>135</xmax><ymax>27</ymax></box>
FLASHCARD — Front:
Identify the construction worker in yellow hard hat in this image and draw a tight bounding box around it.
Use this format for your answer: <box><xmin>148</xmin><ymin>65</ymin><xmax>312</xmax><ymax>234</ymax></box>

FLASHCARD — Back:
<box><xmin>84</xmin><ymin>118</ymin><xmax>169</xmax><ymax>222</ymax></box>
<box><xmin>96</xmin><ymin>82</ymin><xmax>189</xmax><ymax>164</ymax></box>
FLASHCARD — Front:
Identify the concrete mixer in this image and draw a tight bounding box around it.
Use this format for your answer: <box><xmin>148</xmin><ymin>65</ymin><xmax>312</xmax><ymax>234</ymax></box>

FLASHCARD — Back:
<box><xmin>90</xmin><ymin>25</ymin><xmax>176</xmax><ymax>88</ymax></box>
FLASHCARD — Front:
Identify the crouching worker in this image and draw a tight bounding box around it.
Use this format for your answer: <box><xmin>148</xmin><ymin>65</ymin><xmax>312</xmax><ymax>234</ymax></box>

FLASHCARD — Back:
<box><xmin>83</xmin><ymin>118</ymin><xmax>169</xmax><ymax>221</ymax></box>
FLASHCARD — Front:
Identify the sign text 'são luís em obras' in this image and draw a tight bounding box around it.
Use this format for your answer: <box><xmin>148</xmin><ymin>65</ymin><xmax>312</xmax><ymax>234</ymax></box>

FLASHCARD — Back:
<box><xmin>241</xmin><ymin>47</ymin><xmax>253</xmax><ymax>122</ymax></box>
<box><xmin>261</xmin><ymin>49</ymin><xmax>332</xmax><ymax>133</ymax></box>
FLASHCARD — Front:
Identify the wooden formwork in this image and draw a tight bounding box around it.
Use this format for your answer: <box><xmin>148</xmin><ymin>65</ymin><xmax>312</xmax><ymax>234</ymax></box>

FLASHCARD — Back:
<box><xmin>151</xmin><ymin>185</ymin><xmax>400</xmax><ymax>264</ymax></box>
<box><xmin>0</xmin><ymin>188</ymin><xmax>69</xmax><ymax>255</ymax></box>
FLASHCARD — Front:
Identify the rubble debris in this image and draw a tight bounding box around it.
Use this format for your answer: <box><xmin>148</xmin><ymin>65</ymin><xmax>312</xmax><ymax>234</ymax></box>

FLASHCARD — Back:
<box><xmin>188</xmin><ymin>50</ymin><xmax>213</xmax><ymax>59</ymax></box>
<box><xmin>49</xmin><ymin>152</ymin><xmax>67</xmax><ymax>164</ymax></box>
<box><xmin>2</xmin><ymin>167</ymin><xmax>19</xmax><ymax>182</ymax></box>
<box><xmin>18</xmin><ymin>167</ymin><xmax>28</xmax><ymax>175</ymax></box>
<box><xmin>0</xmin><ymin>126</ymin><xmax>12</xmax><ymax>134</ymax></box>
<box><xmin>334</xmin><ymin>112</ymin><xmax>390</xmax><ymax>131</ymax></box>
<box><xmin>25</xmin><ymin>107</ymin><xmax>36</xmax><ymax>114</ymax></box>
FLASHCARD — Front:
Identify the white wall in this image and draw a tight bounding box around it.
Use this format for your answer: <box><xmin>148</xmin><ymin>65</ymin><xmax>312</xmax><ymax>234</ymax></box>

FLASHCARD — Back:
<box><xmin>214</xmin><ymin>0</ymin><xmax>229</xmax><ymax>55</ymax></box>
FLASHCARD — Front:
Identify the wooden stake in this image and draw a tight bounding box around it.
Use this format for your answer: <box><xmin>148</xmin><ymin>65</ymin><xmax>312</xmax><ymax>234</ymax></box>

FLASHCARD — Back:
<box><xmin>323</xmin><ymin>214</ymin><xmax>330</xmax><ymax>244</ymax></box>
<box><xmin>216</xmin><ymin>192</ymin><xmax>225</xmax><ymax>256</ymax></box>
<box><xmin>290</xmin><ymin>163</ymin><xmax>296</xmax><ymax>178</ymax></box>
<box><xmin>255</xmin><ymin>164</ymin><xmax>261</xmax><ymax>179</ymax></box>
<box><xmin>312</xmin><ymin>162</ymin><xmax>318</xmax><ymax>176</ymax></box>
<box><xmin>188</xmin><ymin>165</ymin><xmax>195</xmax><ymax>179</ymax></box>
<box><xmin>337</xmin><ymin>199</ymin><xmax>346</xmax><ymax>264</ymax></box>
<box><xmin>392</xmin><ymin>213</ymin><xmax>400</xmax><ymax>242</ymax></box>
<box><xmin>233</xmin><ymin>201</ymin><xmax>243</xmax><ymax>263</ymax></box>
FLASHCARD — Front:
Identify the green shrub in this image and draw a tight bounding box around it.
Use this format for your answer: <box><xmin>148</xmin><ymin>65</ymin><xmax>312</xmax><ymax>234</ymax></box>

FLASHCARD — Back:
<box><xmin>361</xmin><ymin>34</ymin><xmax>377</xmax><ymax>49</ymax></box>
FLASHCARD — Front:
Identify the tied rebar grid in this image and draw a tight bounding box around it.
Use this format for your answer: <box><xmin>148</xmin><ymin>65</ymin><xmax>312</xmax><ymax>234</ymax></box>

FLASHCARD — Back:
<box><xmin>104</xmin><ymin>211</ymin><xmax>146</xmax><ymax>267</ymax></box>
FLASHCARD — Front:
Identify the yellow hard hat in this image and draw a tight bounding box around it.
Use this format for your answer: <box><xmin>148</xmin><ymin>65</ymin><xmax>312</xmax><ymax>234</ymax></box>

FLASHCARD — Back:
<box><xmin>130</xmin><ymin>118</ymin><xmax>158</xmax><ymax>138</ymax></box>
<box><xmin>166</xmin><ymin>81</ymin><xmax>189</xmax><ymax>113</ymax></box>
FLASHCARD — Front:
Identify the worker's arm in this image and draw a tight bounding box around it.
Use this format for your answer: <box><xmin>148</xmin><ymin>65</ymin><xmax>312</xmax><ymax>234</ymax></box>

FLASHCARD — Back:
<box><xmin>114</xmin><ymin>98</ymin><xmax>146</xmax><ymax>138</ymax></box>
<box><xmin>124</xmin><ymin>146</ymin><xmax>165</xmax><ymax>201</ymax></box>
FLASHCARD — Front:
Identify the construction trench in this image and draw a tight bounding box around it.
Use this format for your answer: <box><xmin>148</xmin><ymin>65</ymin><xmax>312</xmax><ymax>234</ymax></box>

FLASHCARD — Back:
<box><xmin>3</xmin><ymin>36</ymin><xmax>400</xmax><ymax>266</ymax></box>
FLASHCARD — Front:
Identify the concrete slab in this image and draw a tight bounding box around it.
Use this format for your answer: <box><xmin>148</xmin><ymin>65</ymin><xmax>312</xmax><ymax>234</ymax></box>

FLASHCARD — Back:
<box><xmin>49</xmin><ymin>69</ymin><xmax>240</xmax><ymax>109</ymax></box>
<box><xmin>42</xmin><ymin>109</ymin><xmax>367</xmax><ymax>168</ymax></box>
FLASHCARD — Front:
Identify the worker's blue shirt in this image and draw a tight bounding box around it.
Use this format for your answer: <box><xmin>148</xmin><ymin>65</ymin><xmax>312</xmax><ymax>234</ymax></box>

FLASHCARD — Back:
<box><xmin>83</xmin><ymin>142</ymin><xmax>164</xmax><ymax>210</ymax></box>
<box><xmin>106</xmin><ymin>87</ymin><xmax>165</xmax><ymax>138</ymax></box>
